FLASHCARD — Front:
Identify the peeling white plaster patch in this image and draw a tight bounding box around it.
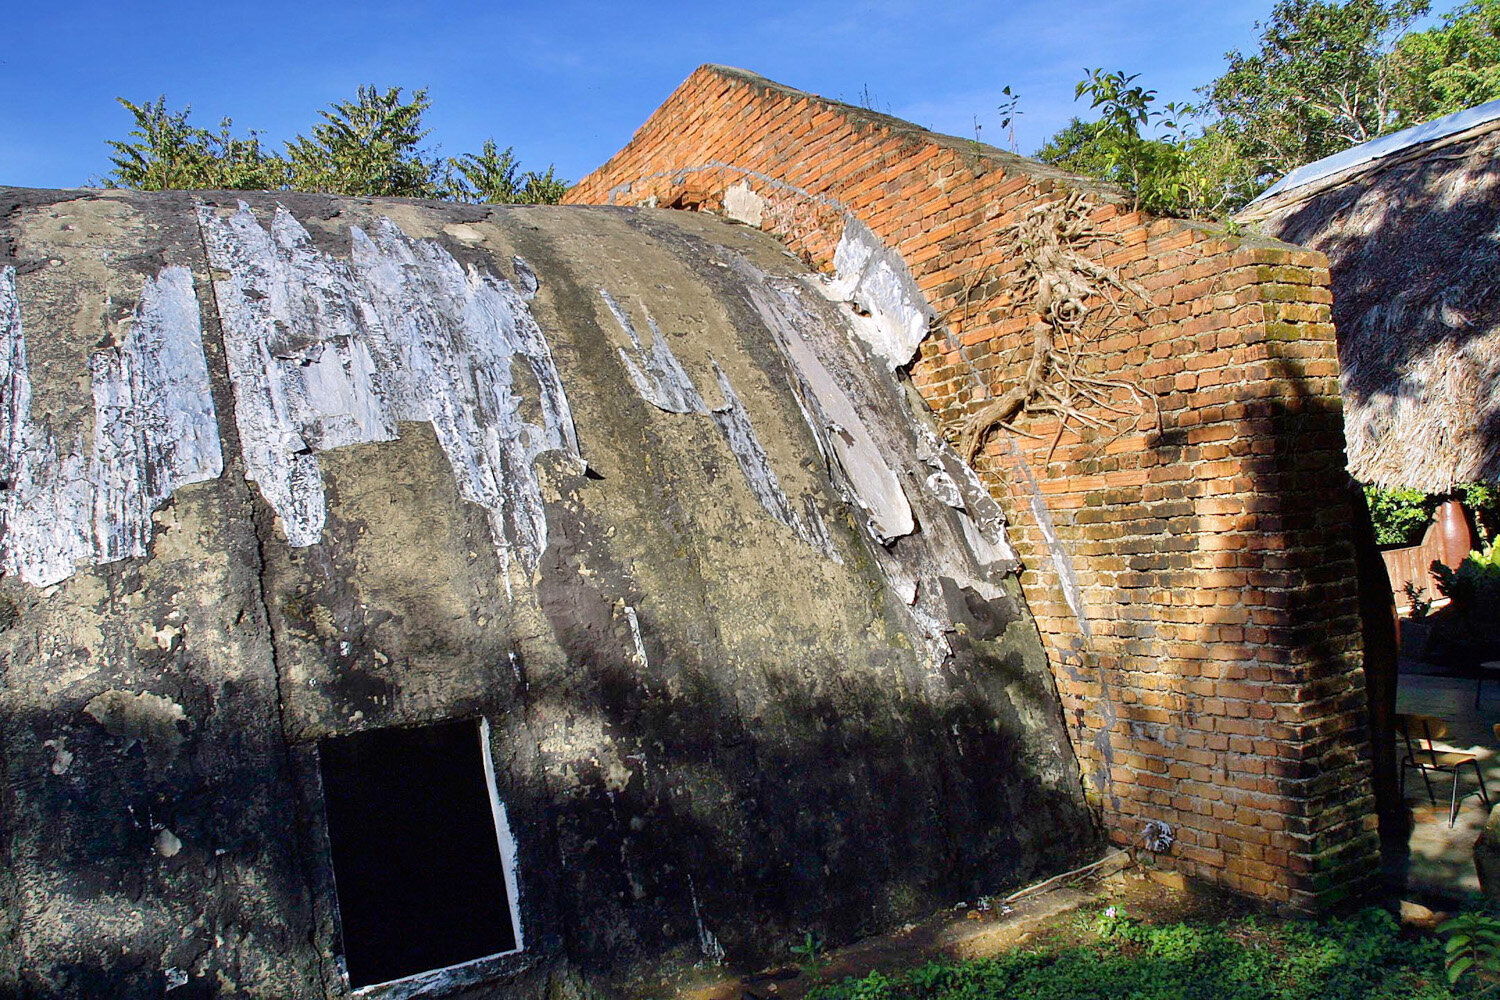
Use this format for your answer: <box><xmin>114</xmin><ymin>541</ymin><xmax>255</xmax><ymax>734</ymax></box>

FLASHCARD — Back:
<box><xmin>600</xmin><ymin>290</ymin><xmax>705</xmax><ymax>414</ymax></box>
<box><xmin>353</xmin><ymin>215</ymin><xmax>579</xmax><ymax>570</ymax></box>
<box><xmin>709</xmin><ymin>363</ymin><xmax>796</xmax><ymax>521</ymax></box>
<box><xmin>730</xmin><ymin>259</ymin><xmax>914</xmax><ymax>542</ymax></box>
<box><xmin>1</xmin><ymin>265</ymin><xmax>222</xmax><ymax>587</ymax></box>
<box><xmin>925</xmin><ymin>470</ymin><xmax>964</xmax><ymax>509</ymax></box>
<box><xmin>623</xmin><ymin>605</ymin><xmax>649</xmax><ymax>667</ymax></box>
<box><xmin>90</xmin><ymin>266</ymin><xmax>224</xmax><ymax>563</ymax></box>
<box><xmin>915</xmin><ymin>428</ymin><xmax>1017</xmax><ymax>571</ymax></box>
<box><xmin>826</xmin><ymin>216</ymin><xmax>934</xmax><ymax>370</ymax></box>
<box><xmin>600</xmin><ymin>286</ymin><xmax>836</xmax><ymax>559</ymax></box>
<box><xmin>688</xmin><ymin>875</ymin><xmax>726</xmax><ymax>965</ymax></box>
<box><xmin>199</xmin><ymin>204</ymin><xmax>578</xmax><ymax>571</ymax></box>
<box><xmin>0</xmin><ymin>268</ymin><xmax>90</xmax><ymax>585</ymax></box>
<box><xmin>154</xmin><ymin>828</ymin><xmax>182</xmax><ymax>858</ymax></box>
<box><xmin>723</xmin><ymin>250</ymin><xmax>1024</xmax><ymax>672</ymax></box>
<box><xmin>723</xmin><ymin>181</ymin><xmax>765</xmax><ymax>228</ymax></box>
<box><xmin>709</xmin><ymin>362</ymin><xmax>838</xmax><ymax>558</ymax></box>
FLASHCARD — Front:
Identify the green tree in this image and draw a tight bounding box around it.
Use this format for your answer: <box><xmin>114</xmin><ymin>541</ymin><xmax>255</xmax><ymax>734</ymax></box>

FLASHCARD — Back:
<box><xmin>514</xmin><ymin>165</ymin><xmax>568</xmax><ymax>205</ymax></box>
<box><xmin>105</xmin><ymin>97</ymin><xmax>285</xmax><ymax>191</ymax></box>
<box><xmin>284</xmin><ymin>85</ymin><xmax>441</xmax><ymax>198</ymax></box>
<box><xmin>1389</xmin><ymin>0</ymin><xmax>1500</xmax><ymax>122</ymax></box>
<box><xmin>1037</xmin><ymin>71</ymin><xmax>1257</xmax><ymax>218</ymax></box>
<box><xmin>1205</xmin><ymin>0</ymin><xmax>1431</xmax><ymax>179</ymax></box>
<box><xmin>1071</xmin><ymin>69</ymin><xmax>1199</xmax><ymax>213</ymax></box>
<box><xmin>443</xmin><ymin>140</ymin><xmax>568</xmax><ymax>204</ymax></box>
<box><xmin>104</xmin><ymin>87</ymin><xmax>568</xmax><ymax>204</ymax></box>
<box><xmin>1035</xmin><ymin>117</ymin><xmax>1112</xmax><ymax>176</ymax></box>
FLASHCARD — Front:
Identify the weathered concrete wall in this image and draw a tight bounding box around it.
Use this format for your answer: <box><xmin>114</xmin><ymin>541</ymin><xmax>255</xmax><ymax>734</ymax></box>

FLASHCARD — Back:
<box><xmin>566</xmin><ymin>65</ymin><xmax>1378</xmax><ymax>910</ymax></box>
<box><xmin>0</xmin><ymin>188</ymin><xmax>1091</xmax><ymax>997</ymax></box>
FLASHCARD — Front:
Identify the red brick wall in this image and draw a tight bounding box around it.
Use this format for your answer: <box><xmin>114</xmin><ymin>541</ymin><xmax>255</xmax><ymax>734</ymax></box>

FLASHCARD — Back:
<box><xmin>567</xmin><ymin>65</ymin><xmax>1377</xmax><ymax>911</ymax></box>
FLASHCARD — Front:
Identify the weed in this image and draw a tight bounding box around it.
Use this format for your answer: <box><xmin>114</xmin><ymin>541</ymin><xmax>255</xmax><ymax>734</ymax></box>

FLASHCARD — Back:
<box><xmin>792</xmin><ymin>931</ymin><xmax>828</xmax><ymax>981</ymax></box>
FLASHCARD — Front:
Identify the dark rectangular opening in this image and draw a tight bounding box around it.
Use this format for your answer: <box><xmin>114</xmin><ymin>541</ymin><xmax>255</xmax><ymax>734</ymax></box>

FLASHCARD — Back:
<box><xmin>317</xmin><ymin>717</ymin><xmax>521</xmax><ymax>989</ymax></box>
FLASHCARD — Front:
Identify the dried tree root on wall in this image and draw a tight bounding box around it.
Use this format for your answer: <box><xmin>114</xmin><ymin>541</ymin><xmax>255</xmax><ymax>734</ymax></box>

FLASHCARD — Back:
<box><xmin>956</xmin><ymin>190</ymin><xmax>1156</xmax><ymax>463</ymax></box>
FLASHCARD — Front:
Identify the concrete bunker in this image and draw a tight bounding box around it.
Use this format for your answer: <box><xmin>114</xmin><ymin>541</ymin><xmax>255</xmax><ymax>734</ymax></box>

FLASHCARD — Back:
<box><xmin>0</xmin><ymin>188</ymin><xmax>1092</xmax><ymax>998</ymax></box>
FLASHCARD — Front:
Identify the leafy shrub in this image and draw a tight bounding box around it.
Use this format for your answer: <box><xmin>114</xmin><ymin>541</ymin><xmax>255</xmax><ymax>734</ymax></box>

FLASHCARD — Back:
<box><xmin>1364</xmin><ymin>485</ymin><xmax>1440</xmax><ymax>547</ymax></box>
<box><xmin>1440</xmin><ymin>913</ymin><xmax>1500</xmax><ymax>987</ymax></box>
<box><xmin>1457</xmin><ymin>482</ymin><xmax>1500</xmax><ymax>544</ymax></box>
<box><xmin>1432</xmin><ymin>542</ymin><xmax>1500</xmax><ymax>613</ymax></box>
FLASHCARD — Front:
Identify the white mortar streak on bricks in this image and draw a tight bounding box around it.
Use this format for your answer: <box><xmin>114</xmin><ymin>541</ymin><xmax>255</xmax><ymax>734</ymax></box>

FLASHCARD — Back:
<box><xmin>0</xmin><ymin>265</ymin><xmax>222</xmax><ymax>587</ymax></box>
<box><xmin>599</xmin><ymin>290</ymin><xmax>705</xmax><ymax>414</ymax></box>
<box><xmin>198</xmin><ymin>203</ymin><xmax>578</xmax><ymax>573</ymax></box>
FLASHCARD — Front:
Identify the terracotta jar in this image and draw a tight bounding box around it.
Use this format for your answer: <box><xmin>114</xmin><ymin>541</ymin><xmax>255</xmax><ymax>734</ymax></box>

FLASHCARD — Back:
<box><xmin>1435</xmin><ymin>498</ymin><xmax>1477</xmax><ymax>570</ymax></box>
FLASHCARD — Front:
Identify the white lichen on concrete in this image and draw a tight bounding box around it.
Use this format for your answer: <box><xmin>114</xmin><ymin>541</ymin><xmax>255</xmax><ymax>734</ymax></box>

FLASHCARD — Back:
<box><xmin>199</xmin><ymin>203</ymin><xmax>578</xmax><ymax>571</ymax></box>
<box><xmin>826</xmin><ymin>216</ymin><xmax>935</xmax><ymax>370</ymax></box>
<box><xmin>1</xmin><ymin>265</ymin><xmax>222</xmax><ymax>587</ymax></box>
<box><xmin>599</xmin><ymin>290</ymin><xmax>705</xmax><ymax>414</ymax></box>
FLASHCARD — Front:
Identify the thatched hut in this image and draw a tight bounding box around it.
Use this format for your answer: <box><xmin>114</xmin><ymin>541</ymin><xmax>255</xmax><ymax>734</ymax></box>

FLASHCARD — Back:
<box><xmin>1239</xmin><ymin>98</ymin><xmax>1500</xmax><ymax>492</ymax></box>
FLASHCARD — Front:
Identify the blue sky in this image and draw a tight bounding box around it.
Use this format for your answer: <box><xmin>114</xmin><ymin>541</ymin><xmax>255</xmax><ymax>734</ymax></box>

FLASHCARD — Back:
<box><xmin>2</xmin><ymin>1</ymin><xmax>1285</xmax><ymax>189</ymax></box>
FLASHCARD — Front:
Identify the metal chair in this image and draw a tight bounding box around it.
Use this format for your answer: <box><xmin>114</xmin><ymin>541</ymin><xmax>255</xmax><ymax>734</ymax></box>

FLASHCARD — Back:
<box><xmin>1399</xmin><ymin>713</ymin><xmax>1490</xmax><ymax>827</ymax></box>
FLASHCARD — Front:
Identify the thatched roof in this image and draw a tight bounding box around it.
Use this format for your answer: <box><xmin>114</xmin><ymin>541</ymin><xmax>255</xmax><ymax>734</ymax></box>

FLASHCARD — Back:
<box><xmin>1239</xmin><ymin>103</ymin><xmax>1500</xmax><ymax>492</ymax></box>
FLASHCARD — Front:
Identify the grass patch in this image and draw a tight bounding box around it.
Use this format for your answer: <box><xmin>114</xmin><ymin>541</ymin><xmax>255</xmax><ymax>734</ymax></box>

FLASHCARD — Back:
<box><xmin>806</xmin><ymin>906</ymin><xmax>1480</xmax><ymax>999</ymax></box>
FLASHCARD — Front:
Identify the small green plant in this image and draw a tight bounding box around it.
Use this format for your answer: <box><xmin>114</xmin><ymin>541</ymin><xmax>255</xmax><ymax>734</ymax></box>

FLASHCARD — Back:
<box><xmin>791</xmin><ymin>930</ymin><xmax>828</xmax><ymax>980</ymax></box>
<box><xmin>1404</xmin><ymin>579</ymin><xmax>1435</xmax><ymax>618</ymax></box>
<box><xmin>1441</xmin><ymin>912</ymin><xmax>1500</xmax><ymax>989</ymax></box>
<box><xmin>1460</xmin><ymin>482</ymin><xmax>1500</xmax><ymax>544</ymax></box>
<box><xmin>998</xmin><ymin>86</ymin><xmax>1022</xmax><ymax>153</ymax></box>
<box><xmin>1095</xmin><ymin>903</ymin><xmax>1130</xmax><ymax>939</ymax></box>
